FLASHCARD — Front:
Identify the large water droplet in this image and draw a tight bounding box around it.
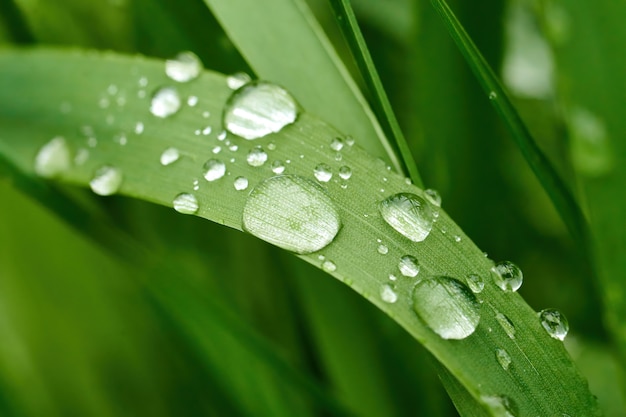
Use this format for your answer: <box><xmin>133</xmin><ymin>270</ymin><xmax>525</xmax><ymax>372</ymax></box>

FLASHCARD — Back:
<box><xmin>173</xmin><ymin>193</ymin><xmax>199</xmax><ymax>214</ymax></box>
<box><xmin>165</xmin><ymin>51</ymin><xmax>202</xmax><ymax>83</ymax></box>
<box><xmin>380</xmin><ymin>284</ymin><xmax>398</xmax><ymax>304</ymax></box>
<box><xmin>399</xmin><ymin>255</ymin><xmax>419</xmax><ymax>277</ymax></box>
<box><xmin>34</xmin><ymin>136</ymin><xmax>71</xmax><ymax>178</ymax></box>
<box><xmin>481</xmin><ymin>395</ymin><xmax>518</xmax><ymax>417</ymax></box>
<box><xmin>246</xmin><ymin>146</ymin><xmax>268</xmax><ymax>167</ymax></box>
<box><xmin>412</xmin><ymin>276</ymin><xmax>481</xmax><ymax>339</ymax></box>
<box><xmin>538</xmin><ymin>308</ymin><xmax>569</xmax><ymax>341</ymax></box>
<box><xmin>160</xmin><ymin>147</ymin><xmax>180</xmax><ymax>166</ymax></box>
<box><xmin>242</xmin><ymin>175</ymin><xmax>341</xmax><ymax>254</ymax></box>
<box><xmin>314</xmin><ymin>163</ymin><xmax>332</xmax><ymax>182</ymax></box>
<box><xmin>491</xmin><ymin>261</ymin><xmax>523</xmax><ymax>292</ymax></box>
<box><xmin>495</xmin><ymin>312</ymin><xmax>516</xmax><ymax>339</ymax></box>
<box><xmin>90</xmin><ymin>165</ymin><xmax>123</xmax><ymax>196</ymax></box>
<box><xmin>495</xmin><ymin>348</ymin><xmax>512</xmax><ymax>371</ymax></box>
<box><xmin>150</xmin><ymin>86</ymin><xmax>181</xmax><ymax>118</ymax></box>
<box><xmin>223</xmin><ymin>81</ymin><xmax>299</xmax><ymax>140</ymax></box>
<box><xmin>379</xmin><ymin>193</ymin><xmax>434</xmax><ymax>242</ymax></box>
<box><xmin>203</xmin><ymin>159</ymin><xmax>226</xmax><ymax>181</ymax></box>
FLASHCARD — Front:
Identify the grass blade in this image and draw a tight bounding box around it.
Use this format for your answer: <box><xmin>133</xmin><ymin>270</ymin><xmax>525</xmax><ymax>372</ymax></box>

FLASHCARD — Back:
<box><xmin>428</xmin><ymin>0</ymin><xmax>590</xmax><ymax>250</ymax></box>
<box><xmin>328</xmin><ymin>0</ymin><xmax>422</xmax><ymax>186</ymax></box>
<box><xmin>0</xmin><ymin>0</ymin><xmax>34</xmax><ymax>43</ymax></box>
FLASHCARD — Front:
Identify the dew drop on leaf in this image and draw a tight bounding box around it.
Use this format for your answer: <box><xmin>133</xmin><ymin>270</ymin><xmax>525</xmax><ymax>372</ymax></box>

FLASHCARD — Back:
<box><xmin>246</xmin><ymin>146</ymin><xmax>268</xmax><ymax>167</ymax></box>
<box><xmin>495</xmin><ymin>348</ymin><xmax>512</xmax><ymax>371</ymax></box>
<box><xmin>380</xmin><ymin>284</ymin><xmax>398</xmax><ymax>304</ymax></box>
<box><xmin>242</xmin><ymin>175</ymin><xmax>341</xmax><ymax>254</ymax></box>
<box><xmin>234</xmin><ymin>176</ymin><xmax>249</xmax><ymax>191</ymax></box>
<box><xmin>172</xmin><ymin>193</ymin><xmax>199</xmax><ymax>214</ymax></box>
<box><xmin>271</xmin><ymin>160</ymin><xmax>285</xmax><ymax>174</ymax></box>
<box><xmin>34</xmin><ymin>136</ymin><xmax>71</xmax><ymax>178</ymax></box>
<box><xmin>466</xmin><ymin>273</ymin><xmax>485</xmax><ymax>293</ymax></box>
<box><xmin>338</xmin><ymin>166</ymin><xmax>352</xmax><ymax>180</ymax></box>
<box><xmin>495</xmin><ymin>312</ymin><xmax>516</xmax><ymax>339</ymax></box>
<box><xmin>481</xmin><ymin>394</ymin><xmax>518</xmax><ymax>417</ymax></box>
<box><xmin>160</xmin><ymin>147</ymin><xmax>180</xmax><ymax>166</ymax></box>
<box><xmin>203</xmin><ymin>159</ymin><xmax>226</xmax><ymax>182</ymax></box>
<box><xmin>399</xmin><ymin>255</ymin><xmax>419</xmax><ymax>277</ymax></box>
<box><xmin>314</xmin><ymin>163</ymin><xmax>332</xmax><ymax>182</ymax></box>
<box><xmin>89</xmin><ymin>165</ymin><xmax>123</xmax><ymax>196</ymax></box>
<box><xmin>423</xmin><ymin>188</ymin><xmax>442</xmax><ymax>207</ymax></box>
<box><xmin>322</xmin><ymin>260</ymin><xmax>336</xmax><ymax>272</ymax></box>
<box><xmin>150</xmin><ymin>86</ymin><xmax>182</xmax><ymax>118</ymax></box>
<box><xmin>412</xmin><ymin>276</ymin><xmax>481</xmax><ymax>339</ymax></box>
<box><xmin>223</xmin><ymin>81</ymin><xmax>299</xmax><ymax>140</ymax></box>
<box><xmin>226</xmin><ymin>72</ymin><xmax>252</xmax><ymax>90</ymax></box>
<box><xmin>165</xmin><ymin>51</ymin><xmax>202</xmax><ymax>83</ymax></box>
<box><xmin>538</xmin><ymin>308</ymin><xmax>569</xmax><ymax>341</ymax></box>
<box><xmin>379</xmin><ymin>193</ymin><xmax>434</xmax><ymax>242</ymax></box>
<box><xmin>330</xmin><ymin>137</ymin><xmax>344</xmax><ymax>151</ymax></box>
<box><xmin>377</xmin><ymin>244</ymin><xmax>389</xmax><ymax>255</ymax></box>
<box><xmin>491</xmin><ymin>261</ymin><xmax>523</xmax><ymax>292</ymax></box>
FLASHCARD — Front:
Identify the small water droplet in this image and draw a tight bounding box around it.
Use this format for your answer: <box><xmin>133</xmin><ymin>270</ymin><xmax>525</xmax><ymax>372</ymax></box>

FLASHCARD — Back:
<box><xmin>226</xmin><ymin>72</ymin><xmax>252</xmax><ymax>90</ymax></box>
<box><xmin>330</xmin><ymin>137</ymin><xmax>344</xmax><ymax>151</ymax></box>
<box><xmin>138</xmin><ymin>77</ymin><xmax>148</xmax><ymax>87</ymax></box>
<box><xmin>242</xmin><ymin>175</ymin><xmax>341</xmax><ymax>254</ymax></box>
<box><xmin>87</xmin><ymin>137</ymin><xmax>98</xmax><ymax>148</ymax></box>
<box><xmin>271</xmin><ymin>160</ymin><xmax>285</xmax><ymax>174</ymax></box>
<box><xmin>454</xmin><ymin>235</ymin><xmax>461</xmax><ymax>243</ymax></box>
<box><xmin>173</xmin><ymin>193</ymin><xmax>199</xmax><ymax>214</ymax></box>
<box><xmin>379</xmin><ymin>193</ymin><xmax>434</xmax><ymax>242</ymax></box>
<box><xmin>489</xmin><ymin>91</ymin><xmax>498</xmax><ymax>100</ymax></box>
<box><xmin>380</xmin><ymin>284</ymin><xmax>398</xmax><ymax>303</ymax></box>
<box><xmin>377</xmin><ymin>244</ymin><xmax>389</xmax><ymax>255</ymax></box>
<box><xmin>466</xmin><ymin>274</ymin><xmax>485</xmax><ymax>293</ymax></box>
<box><xmin>246</xmin><ymin>146</ymin><xmax>268</xmax><ymax>167</ymax></box>
<box><xmin>202</xmin><ymin>126</ymin><xmax>212</xmax><ymax>135</ymax></box>
<box><xmin>211</xmin><ymin>146</ymin><xmax>221</xmax><ymax>154</ymax></box>
<box><xmin>234</xmin><ymin>176</ymin><xmax>249</xmax><ymax>191</ymax></box>
<box><xmin>202</xmin><ymin>111</ymin><xmax>211</xmax><ymax>119</ymax></box>
<box><xmin>388</xmin><ymin>273</ymin><xmax>397</xmax><ymax>281</ymax></box>
<box><xmin>267</xmin><ymin>142</ymin><xmax>276</xmax><ymax>151</ymax></box>
<box><xmin>217</xmin><ymin>130</ymin><xmax>227</xmax><ymax>141</ymax></box>
<box><xmin>322</xmin><ymin>260</ymin><xmax>337</xmax><ymax>272</ymax></box>
<box><xmin>203</xmin><ymin>159</ymin><xmax>226</xmax><ymax>181</ymax></box>
<box><xmin>491</xmin><ymin>261</ymin><xmax>523</xmax><ymax>292</ymax></box>
<box><xmin>228</xmin><ymin>144</ymin><xmax>238</xmax><ymax>152</ymax></box>
<box><xmin>495</xmin><ymin>348</ymin><xmax>512</xmax><ymax>371</ymax></box>
<box><xmin>314</xmin><ymin>163</ymin><xmax>332</xmax><ymax>182</ymax></box>
<box><xmin>74</xmin><ymin>148</ymin><xmax>89</xmax><ymax>165</ymax></box>
<box><xmin>165</xmin><ymin>51</ymin><xmax>202</xmax><ymax>83</ymax></box>
<box><xmin>223</xmin><ymin>81</ymin><xmax>299</xmax><ymax>140</ymax></box>
<box><xmin>193</xmin><ymin>179</ymin><xmax>200</xmax><ymax>191</ymax></box>
<box><xmin>495</xmin><ymin>312</ymin><xmax>516</xmax><ymax>339</ymax></box>
<box><xmin>187</xmin><ymin>95</ymin><xmax>199</xmax><ymax>107</ymax></box>
<box><xmin>134</xmin><ymin>122</ymin><xmax>144</xmax><ymax>134</ymax></box>
<box><xmin>338</xmin><ymin>166</ymin><xmax>352</xmax><ymax>180</ymax></box>
<box><xmin>34</xmin><ymin>136</ymin><xmax>71</xmax><ymax>178</ymax></box>
<box><xmin>113</xmin><ymin>132</ymin><xmax>128</xmax><ymax>146</ymax></box>
<box><xmin>399</xmin><ymin>255</ymin><xmax>419</xmax><ymax>277</ymax></box>
<box><xmin>423</xmin><ymin>189</ymin><xmax>441</xmax><ymax>207</ymax></box>
<box><xmin>107</xmin><ymin>84</ymin><xmax>118</xmax><ymax>95</ymax></box>
<box><xmin>412</xmin><ymin>276</ymin><xmax>481</xmax><ymax>339</ymax></box>
<box><xmin>481</xmin><ymin>395</ymin><xmax>518</xmax><ymax>417</ymax></box>
<box><xmin>345</xmin><ymin>136</ymin><xmax>355</xmax><ymax>146</ymax></box>
<box><xmin>150</xmin><ymin>86</ymin><xmax>181</xmax><ymax>118</ymax></box>
<box><xmin>538</xmin><ymin>309</ymin><xmax>569</xmax><ymax>341</ymax></box>
<box><xmin>160</xmin><ymin>147</ymin><xmax>180</xmax><ymax>166</ymax></box>
<box><xmin>99</xmin><ymin>97</ymin><xmax>110</xmax><ymax>109</ymax></box>
<box><xmin>568</xmin><ymin>107</ymin><xmax>613</xmax><ymax>176</ymax></box>
<box><xmin>90</xmin><ymin>165</ymin><xmax>123</xmax><ymax>196</ymax></box>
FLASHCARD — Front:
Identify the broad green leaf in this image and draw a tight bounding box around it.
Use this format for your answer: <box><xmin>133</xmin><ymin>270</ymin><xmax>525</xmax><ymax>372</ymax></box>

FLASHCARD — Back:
<box><xmin>0</xmin><ymin>48</ymin><xmax>602</xmax><ymax>416</ymax></box>
<box><xmin>202</xmin><ymin>0</ymin><xmax>402</xmax><ymax>171</ymax></box>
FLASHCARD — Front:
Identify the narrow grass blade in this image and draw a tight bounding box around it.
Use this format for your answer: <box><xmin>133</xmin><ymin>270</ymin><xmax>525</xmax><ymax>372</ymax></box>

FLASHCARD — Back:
<box><xmin>0</xmin><ymin>48</ymin><xmax>602</xmax><ymax>416</ymax></box>
<box><xmin>202</xmin><ymin>0</ymin><xmax>402</xmax><ymax>171</ymax></box>
<box><xmin>328</xmin><ymin>0</ymin><xmax>422</xmax><ymax>187</ymax></box>
<box><xmin>0</xmin><ymin>0</ymin><xmax>34</xmax><ymax>43</ymax></box>
<box><xmin>428</xmin><ymin>0</ymin><xmax>590</xmax><ymax>250</ymax></box>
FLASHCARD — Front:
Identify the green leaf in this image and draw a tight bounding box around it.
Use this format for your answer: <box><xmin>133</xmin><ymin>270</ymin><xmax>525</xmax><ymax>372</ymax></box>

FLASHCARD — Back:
<box><xmin>0</xmin><ymin>48</ymin><xmax>602</xmax><ymax>416</ymax></box>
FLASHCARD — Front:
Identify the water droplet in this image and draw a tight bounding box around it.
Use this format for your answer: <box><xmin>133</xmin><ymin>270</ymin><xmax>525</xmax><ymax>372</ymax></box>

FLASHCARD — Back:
<box><xmin>271</xmin><ymin>160</ymin><xmax>285</xmax><ymax>174</ymax></box>
<box><xmin>165</xmin><ymin>51</ymin><xmax>202</xmax><ymax>83</ymax></box>
<box><xmin>242</xmin><ymin>175</ymin><xmax>341</xmax><ymax>254</ymax></box>
<box><xmin>322</xmin><ymin>260</ymin><xmax>337</xmax><ymax>272</ymax></box>
<box><xmin>330</xmin><ymin>137</ymin><xmax>344</xmax><ymax>151</ymax></box>
<box><xmin>538</xmin><ymin>308</ymin><xmax>569</xmax><ymax>341</ymax></box>
<box><xmin>202</xmin><ymin>126</ymin><xmax>212</xmax><ymax>135</ymax></box>
<box><xmin>226</xmin><ymin>72</ymin><xmax>252</xmax><ymax>90</ymax></box>
<box><xmin>466</xmin><ymin>274</ymin><xmax>485</xmax><ymax>293</ymax></box>
<box><xmin>134</xmin><ymin>122</ymin><xmax>144</xmax><ymax>134</ymax></box>
<box><xmin>377</xmin><ymin>244</ymin><xmax>389</xmax><ymax>255</ymax></box>
<box><xmin>217</xmin><ymin>130</ymin><xmax>227</xmax><ymax>141</ymax></box>
<box><xmin>74</xmin><ymin>148</ymin><xmax>89</xmax><ymax>165</ymax></box>
<box><xmin>193</xmin><ymin>179</ymin><xmax>200</xmax><ymax>191</ymax></box>
<box><xmin>454</xmin><ymin>235</ymin><xmax>461</xmax><ymax>243</ymax></box>
<box><xmin>246</xmin><ymin>146</ymin><xmax>268</xmax><ymax>167</ymax></box>
<box><xmin>34</xmin><ymin>136</ymin><xmax>71</xmax><ymax>178</ymax></box>
<box><xmin>228</xmin><ymin>144</ymin><xmax>238</xmax><ymax>152</ymax></box>
<box><xmin>234</xmin><ymin>176</ymin><xmax>249</xmax><ymax>191</ymax></box>
<box><xmin>495</xmin><ymin>348</ymin><xmax>512</xmax><ymax>371</ymax></box>
<box><xmin>172</xmin><ymin>193</ymin><xmax>199</xmax><ymax>214</ymax></box>
<box><xmin>568</xmin><ymin>107</ymin><xmax>613</xmax><ymax>177</ymax></box>
<box><xmin>481</xmin><ymin>395</ymin><xmax>518</xmax><ymax>417</ymax></box>
<box><xmin>380</xmin><ymin>284</ymin><xmax>398</xmax><ymax>303</ymax></box>
<box><xmin>399</xmin><ymin>255</ymin><xmax>419</xmax><ymax>277</ymax></box>
<box><xmin>89</xmin><ymin>165</ymin><xmax>123</xmax><ymax>196</ymax></box>
<box><xmin>187</xmin><ymin>95</ymin><xmax>198</xmax><ymax>107</ymax></box>
<box><xmin>107</xmin><ymin>84</ymin><xmax>118</xmax><ymax>95</ymax></box>
<box><xmin>160</xmin><ymin>147</ymin><xmax>180</xmax><ymax>166</ymax></box>
<box><xmin>223</xmin><ymin>81</ymin><xmax>299</xmax><ymax>140</ymax></box>
<box><xmin>412</xmin><ymin>276</ymin><xmax>481</xmax><ymax>339</ymax></box>
<box><xmin>267</xmin><ymin>142</ymin><xmax>276</xmax><ymax>151</ymax></box>
<box><xmin>495</xmin><ymin>312</ymin><xmax>516</xmax><ymax>339</ymax></box>
<box><xmin>379</xmin><ymin>193</ymin><xmax>434</xmax><ymax>242</ymax></box>
<box><xmin>203</xmin><ymin>159</ymin><xmax>226</xmax><ymax>181</ymax></box>
<box><xmin>113</xmin><ymin>132</ymin><xmax>128</xmax><ymax>146</ymax></box>
<box><xmin>87</xmin><ymin>137</ymin><xmax>98</xmax><ymax>148</ymax></box>
<box><xmin>388</xmin><ymin>274</ymin><xmax>397</xmax><ymax>281</ymax></box>
<box><xmin>202</xmin><ymin>111</ymin><xmax>211</xmax><ymax>119</ymax></box>
<box><xmin>314</xmin><ymin>163</ymin><xmax>332</xmax><ymax>182</ymax></box>
<box><xmin>423</xmin><ymin>188</ymin><xmax>442</xmax><ymax>207</ymax></box>
<box><xmin>345</xmin><ymin>136</ymin><xmax>355</xmax><ymax>146</ymax></box>
<box><xmin>150</xmin><ymin>86</ymin><xmax>181</xmax><ymax>118</ymax></box>
<box><xmin>489</xmin><ymin>91</ymin><xmax>498</xmax><ymax>100</ymax></box>
<box><xmin>491</xmin><ymin>261</ymin><xmax>523</xmax><ymax>292</ymax></box>
<box><xmin>338</xmin><ymin>166</ymin><xmax>352</xmax><ymax>180</ymax></box>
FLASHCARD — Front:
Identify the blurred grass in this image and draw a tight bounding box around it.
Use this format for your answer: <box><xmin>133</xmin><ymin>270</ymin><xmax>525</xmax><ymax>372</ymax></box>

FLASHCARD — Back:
<box><xmin>0</xmin><ymin>0</ymin><xmax>623</xmax><ymax>415</ymax></box>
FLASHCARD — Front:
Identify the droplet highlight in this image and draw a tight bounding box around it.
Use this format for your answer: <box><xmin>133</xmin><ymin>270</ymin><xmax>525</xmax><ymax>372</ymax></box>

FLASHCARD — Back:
<box><xmin>379</xmin><ymin>193</ymin><xmax>434</xmax><ymax>242</ymax></box>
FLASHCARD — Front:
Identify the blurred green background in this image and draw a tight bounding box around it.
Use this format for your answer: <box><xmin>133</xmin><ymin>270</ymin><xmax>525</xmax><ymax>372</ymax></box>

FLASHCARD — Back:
<box><xmin>0</xmin><ymin>0</ymin><xmax>624</xmax><ymax>415</ymax></box>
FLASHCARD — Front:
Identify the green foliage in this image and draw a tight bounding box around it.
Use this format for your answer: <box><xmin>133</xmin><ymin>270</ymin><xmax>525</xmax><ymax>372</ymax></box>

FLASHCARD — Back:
<box><xmin>0</xmin><ymin>0</ymin><xmax>624</xmax><ymax>416</ymax></box>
